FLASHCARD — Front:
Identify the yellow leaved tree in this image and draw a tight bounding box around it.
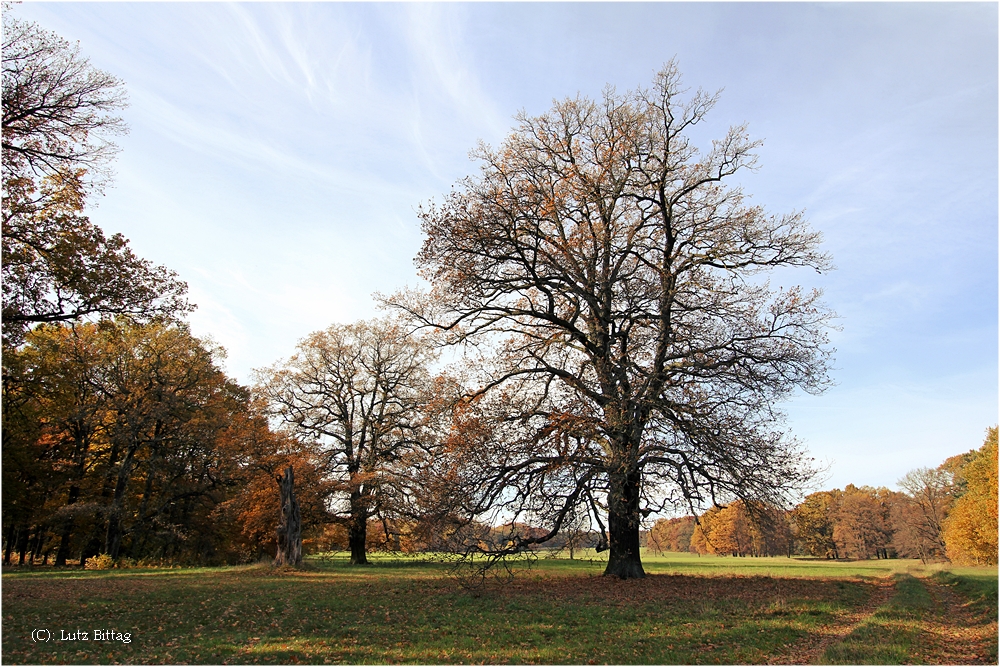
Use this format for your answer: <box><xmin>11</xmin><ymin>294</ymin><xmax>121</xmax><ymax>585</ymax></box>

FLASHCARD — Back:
<box><xmin>943</xmin><ymin>427</ymin><xmax>998</xmax><ymax>565</ymax></box>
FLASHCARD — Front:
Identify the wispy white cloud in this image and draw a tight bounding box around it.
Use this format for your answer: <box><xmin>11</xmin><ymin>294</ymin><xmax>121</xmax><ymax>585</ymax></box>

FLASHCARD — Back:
<box><xmin>127</xmin><ymin>85</ymin><xmax>428</xmax><ymax>207</ymax></box>
<box><xmin>399</xmin><ymin>4</ymin><xmax>508</xmax><ymax>134</ymax></box>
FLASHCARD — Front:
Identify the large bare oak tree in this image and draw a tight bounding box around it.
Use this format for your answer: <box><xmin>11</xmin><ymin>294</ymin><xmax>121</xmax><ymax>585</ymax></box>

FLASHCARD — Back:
<box><xmin>257</xmin><ymin>318</ymin><xmax>436</xmax><ymax>564</ymax></box>
<box><xmin>389</xmin><ymin>62</ymin><xmax>834</xmax><ymax>579</ymax></box>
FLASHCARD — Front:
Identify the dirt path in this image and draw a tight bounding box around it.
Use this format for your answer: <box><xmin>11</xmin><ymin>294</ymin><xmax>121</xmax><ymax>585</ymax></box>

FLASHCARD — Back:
<box><xmin>918</xmin><ymin>576</ymin><xmax>998</xmax><ymax>665</ymax></box>
<box><xmin>768</xmin><ymin>574</ymin><xmax>997</xmax><ymax>665</ymax></box>
<box><xmin>766</xmin><ymin>578</ymin><xmax>896</xmax><ymax>665</ymax></box>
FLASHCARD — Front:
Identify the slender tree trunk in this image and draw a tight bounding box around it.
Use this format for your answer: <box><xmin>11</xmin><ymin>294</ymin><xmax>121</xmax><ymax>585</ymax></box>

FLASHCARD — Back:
<box><xmin>131</xmin><ymin>442</ymin><xmax>162</xmax><ymax>556</ymax></box>
<box><xmin>105</xmin><ymin>505</ymin><xmax>123</xmax><ymax>560</ymax></box>
<box><xmin>105</xmin><ymin>453</ymin><xmax>137</xmax><ymax>560</ymax></box>
<box><xmin>55</xmin><ymin>485</ymin><xmax>81</xmax><ymax>566</ymax></box>
<box><xmin>79</xmin><ymin>438</ymin><xmax>121</xmax><ymax>566</ymax></box>
<box><xmin>105</xmin><ymin>433</ymin><xmax>142</xmax><ymax>560</ymax></box>
<box><xmin>16</xmin><ymin>525</ymin><xmax>30</xmax><ymax>565</ymax></box>
<box><xmin>57</xmin><ymin>427</ymin><xmax>91</xmax><ymax>567</ymax></box>
<box><xmin>56</xmin><ymin>520</ymin><xmax>76</xmax><ymax>566</ymax></box>
<box><xmin>274</xmin><ymin>466</ymin><xmax>302</xmax><ymax>567</ymax></box>
<box><xmin>604</xmin><ymin>468</ymin><xmax>645</xmax><ymax>579</ymax></box>
<box><xmin>30</xmin><ymin>524</ymin><xmax>47</xmax><ymax>563</ymax></box>
<box><xmin>3</xmin><ymin>524</ymin><xmax>16</xmax><ymax>565</ymax></box>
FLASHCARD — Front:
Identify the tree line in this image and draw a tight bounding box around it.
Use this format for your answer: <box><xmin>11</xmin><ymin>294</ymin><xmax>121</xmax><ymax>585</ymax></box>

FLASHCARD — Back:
<box><xmin>1</xmin><ymin>13</ymin><xmax>327</xmax><ymax>567</ymax></box>
<box><xmin>2</xmin><ymin>318</ymin><xmax>336</xmax><ymax>566</ymax></box>
<box><xmin>648</xmin><ymin>427</ymin><xmax>998</xmax><ymax>566</ymax></box>
<box><xmin>4</xmin><ymin>12</ymin><xmax>994</xmax><ymax>577</ymax></box>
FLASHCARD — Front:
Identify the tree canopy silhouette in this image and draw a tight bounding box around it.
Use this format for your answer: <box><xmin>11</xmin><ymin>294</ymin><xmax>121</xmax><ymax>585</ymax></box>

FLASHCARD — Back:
<box><xmin>389</xmin><ymin>62</ymin><xmax>834</xmax><ymax>579</ymax></box>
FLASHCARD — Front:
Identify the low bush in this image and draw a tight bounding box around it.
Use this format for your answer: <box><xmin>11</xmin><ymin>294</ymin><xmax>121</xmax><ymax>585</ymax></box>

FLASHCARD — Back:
<box><xmin>83</xmin><ymin>553</ymin><xmax>114</xmax><ymax>570</ymax></box>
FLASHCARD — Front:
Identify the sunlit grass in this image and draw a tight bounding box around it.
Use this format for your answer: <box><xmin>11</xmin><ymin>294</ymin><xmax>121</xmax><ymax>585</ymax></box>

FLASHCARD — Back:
<box><xmin>821</xmin><ymin>573</ymin><xmax>932</xmax><ymax>665</ymax></box>
<box><xmin>311</xmin><ymin>547</ymin><xmax>928</xmax><ymax>579</ymax></box>
<box><xmin>932</xmin><ymin>567</ymin><xmax>999</xmax><ymax>615</ymax></box>
<box><xmin>638</xmin><ymin>550</ymin><xmax>922</xmax><ymax>579</ymax></box>
<box><xmin>2</xmin><ymin>551</ymin><xmax>995</xmax><ymax>664</ymax></box>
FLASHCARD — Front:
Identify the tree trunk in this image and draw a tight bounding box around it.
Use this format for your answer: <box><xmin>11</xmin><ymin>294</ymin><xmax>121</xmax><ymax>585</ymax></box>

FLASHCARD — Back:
<box><xmin>131</xmin><ymin>442</ymin><xmax>161</xmax><ymax>556</ymax></box>
<box><xmin>105</xmin><ymin>504</ymin><xmax>124</xmax><ymax>560</ymax></box>
<box><xmin>57</xmin><ymin>427</ymin><xmax>91</xmax><ymax>567</ymax></box>
<box><xmin>105</xmin><ymin>440</ymin><xmax>141</xmax><ymax>560</ymax></box>
<box><xmin>3</xmin><ymin>524</ymin><xmax>16</xmax><ymax>565</ymax></box>
<box><xmin>604</xmin><ymin>469</ymin><xmax>645</xmax><ymax>579</ymax></box>
<box><xmin>30</xmin><ymin>524</ymin><xmax>47</xmax><ymax>563</ymax></box>
<box><xmin>348</xmin><ymin>494</ymin><xmax>368</xmax><ymax>565</ymax></box>
<box><xmin>81</xmin><ymin>532</ymin><xmax>102</xmax><ymax>567</ymax></box>
<box><xmin>55</xmin><ymin>485</ymin><xmax>81</xmax><ymax>566</ymax></box>
<box><xmin>274</xmin><ymin>466</ymin><xmax>302</xmax><ymax>567</ymax></box>
<box><xmin>16</xmin><ymin>524</ymin><xmax>30</xmax><ymax>565</ymax></box>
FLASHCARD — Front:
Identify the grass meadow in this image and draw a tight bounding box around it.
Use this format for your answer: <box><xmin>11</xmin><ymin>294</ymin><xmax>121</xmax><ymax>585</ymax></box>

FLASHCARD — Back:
<box><xmin>2</xmin><ymin>550</ymin><xmax>996</xmax><ymax>665</ymax></box>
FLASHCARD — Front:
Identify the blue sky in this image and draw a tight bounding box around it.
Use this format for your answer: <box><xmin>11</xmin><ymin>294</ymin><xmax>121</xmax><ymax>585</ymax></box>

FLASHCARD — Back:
<box><xmin>10</xmin><ymin>2</ymin><xmax>997</xmax><ymax>492</ymax></box>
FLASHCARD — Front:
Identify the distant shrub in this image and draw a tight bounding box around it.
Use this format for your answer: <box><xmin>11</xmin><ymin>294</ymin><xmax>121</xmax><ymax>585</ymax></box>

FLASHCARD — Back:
<box><xmin>84</xmin><ymin>554</ymin><xmax>114</xmax><ymax>570</ymax></box>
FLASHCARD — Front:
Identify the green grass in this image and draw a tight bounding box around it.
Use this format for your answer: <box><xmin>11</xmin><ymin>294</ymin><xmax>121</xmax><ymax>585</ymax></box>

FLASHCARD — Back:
<box><xmin>819</xmin><ymin>564</ymin><xmax>999</xmax><ymax>665</ymax></box>
<box><xmin>930</xmin><ymin>567</ymin><xmax>999</xmax><ymax>617</ymax></box>
<box><xmin>928</xmin><ymin>566</ymin><xmax>999</xmax><ymax>664</ymax></box>
<box><xmin>821</xmin><ymin>573</ymin><xmax>932</xmax><ymax>665</ymax></box>
<box><xmin>2</xmin><ymin>551</ymin><xmax>995</xmax><ymax>665</ymax></box>
<box><xmin>638</xmin><ymin>550</ymin><xmax>920</xmax><ymax>579</ymax></box>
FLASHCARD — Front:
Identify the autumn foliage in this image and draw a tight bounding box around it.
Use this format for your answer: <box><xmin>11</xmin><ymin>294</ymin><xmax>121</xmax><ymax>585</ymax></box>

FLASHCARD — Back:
<box><xmin>648</xmin><ymin>517</ymin><xmax>697</xmax><ymax>554</ymax></box>
<box><xmin>943</xmin><ymin>427</ymin><xmax>998</xmax><ymax>565</ymax></box>
<box><xmin>687</xmin><ymin>502</ymin><xmax>792</xmax><ymax>557</ymax></box>
<box><xmin>647</xmin><ymin>429</ymin><xmax>998</xmax><ymax>565</ymax></box>
<box><xmin>1</xmin><ymin>320</ymin><xmax>331</xmax><ymax>566</ymax></box>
